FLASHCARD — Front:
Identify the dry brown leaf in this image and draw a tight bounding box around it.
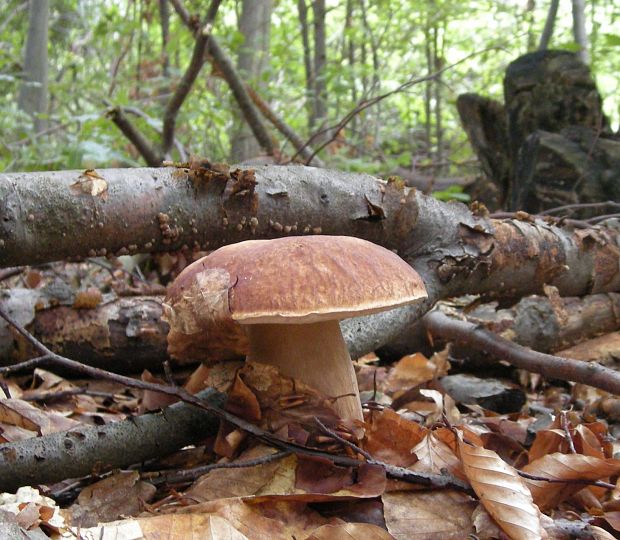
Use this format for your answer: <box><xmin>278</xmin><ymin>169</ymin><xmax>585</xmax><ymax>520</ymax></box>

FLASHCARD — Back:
<box><xmin>0</xmin><ymin>398</ymin><xmax>80</xmax><ymax>435</ymax></box>
<box><xmin>522</xmin><ymin>453</ymin><xmax>620</xmax><ymax>511</ymax></box>
<box><xmin>139</xmin><ymin>370</ymin><xmax>178</xmax><ymax>412</ymax></box>
<box><xmin>382</xmin><ymin>490</ymin><xmax>476</xmax><ymax>539</ymax></box>
<box><xmin>0</xmin><ymin>422</ymin><xmax>38</xmax><ymax>443</ymax></box>
<box><xmin>410</xmin><ymin>431</ymin><xmax>466</xmax><ymax>481</ymax></box>
<box><xmin>74</xmin><ymin>514</ymin><xmax>250</xmax><ymax>539</ymax></box>
<box><xmin>187</xmin><ymin>449</ymin><xmax>386</xmax><ymax>503</ymax></box>
<box><xmin>307</xmin><ymin>522</ymin><xmax>395</xmax><ymax>539</ymax></box>
<box><xmin>573</xmin><ymin>424</ymin><xmax>606</xmax><ymax>458</ymax></box>
<box><xmin>155</xmin><ymin>498</ymin><xmax>333</xmax><ymax>539</ymax></box>
<box><xmin>458</xmin><ymin>435</ymin><xmax>544</xmax><ymax>540</ymax></box>
<box><xmin>529</xmin><ymin>428</ymin><xmax>568</xmax><ymax>462</ymax></box>
<box><xmin>590</xmin><ymin>525</ymin><xmax>617</xmax><ymax>540</ymax></box>
<box><xmin>472</xmin><ymin>503</ymin><xmax>505</xmax><ymax>540</ymax></box>
<box><xmin>387</xmin><ymin>353</ymin><xmax>438</xmax><ymax>392</ymax></box>
<box><xmin>69</xmin><ymin>470</ymin><xmax>156</xmax><ymax>527</ymax></box>
<box><xmin>363</xmin><ymin>408</ymin><xmax>427</xmax><ymax>467</ymax></box>
<box><xmin>186</xmin><ymin>446</ymin><xmax>289</xmax><ymax>501</ymax></box>
<box><xmin>603</xmin><ymin>510</ymin><xmax>620</xmax><ymax>532</ymax></box>
<box><xmin>183</xmin><ymin>362</ymin><xmax>214</xmax><ymax>394</ymax></box>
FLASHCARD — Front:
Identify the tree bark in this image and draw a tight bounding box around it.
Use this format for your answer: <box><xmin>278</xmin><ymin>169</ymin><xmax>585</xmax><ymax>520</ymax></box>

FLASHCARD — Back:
<box><xmin>571</xmin><ymin>0</ymin><xmax>589</xmax><ymax>65</ymax></box>
<box><xmin>161</xmin><ymin>1</ymin><xmax>223</xmax><ymax>157</ymax></box>
<box><xmin>208</xmin><ymin>37</ymin><xmax>274</xmax><ymax>156</ymax></box>
<box><xmin>311</xmin><ymin>0</ymin><xmax>327</xmax><ymax>141</ymax></box>
<box><xmin>456</xmin><ymin>93</ymin><xmax>510</xmax><ymax>209</ymax></box>
<box><xmin>158</xmin><ymin>0</ymin><xmax>170</xmax><ymax>78</ymax></box>
<box><xmin>18</xmin><ymin>0</ymin><xmax>49</xmax><ymax>133</ymax></box>
<box><xmin>0</xmin><ymin>388</ymin><xmax>225</xmax><ymax>493</ymax></box>
<box><xmin>0</xmin><ymin>291</ymin><xmax>169</xmax><ymax>372</ymax></box>
<box><xmin>297</xmin><ymin>0</ymin><xmax>314</xmax><ymax>131</ymax></box>
<box><xmin>538</xmin><ymin>0</ymin><xmax>560</xmax><ymax>50</ymax></box>
<box><xmin>1</xmin><ymin>165</ymin><xmax>619</xmax><ymax>360</ymax></box>
<box><xmin>512</xmin><ymin>127</ymin><xmax>620</xmax><ymax>214</ymax></box>
<box><xmin>230</xmin><ymin>0</ymin><xmax>273</xmax><ymax>162</ymax></box>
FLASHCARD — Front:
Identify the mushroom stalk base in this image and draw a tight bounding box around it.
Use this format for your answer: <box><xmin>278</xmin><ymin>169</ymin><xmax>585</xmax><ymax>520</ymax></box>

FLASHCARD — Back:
<box><xmin>245</xmin><ymin>320</ymin><xmax>363</xmax><ymax>422</ymax></box>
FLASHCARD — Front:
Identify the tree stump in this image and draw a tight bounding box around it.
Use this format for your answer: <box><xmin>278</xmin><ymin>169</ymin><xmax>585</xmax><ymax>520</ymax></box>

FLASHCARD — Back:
<box><xmin>458</xmin><ymin>50</ymin><xmax>619</xmax><ymax>215</ymax></box>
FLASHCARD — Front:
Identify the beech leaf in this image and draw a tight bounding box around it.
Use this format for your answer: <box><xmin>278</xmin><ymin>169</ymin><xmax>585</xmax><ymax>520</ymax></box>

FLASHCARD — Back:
<box><xmin>522</xmin><ymin>453</ymin><xmax>620</xmax><ymax>510</ymax></box>
<box><xmin>458</xmin><ymin>435</ymin><xmax>544</xmax><ymax>540</ymax></box>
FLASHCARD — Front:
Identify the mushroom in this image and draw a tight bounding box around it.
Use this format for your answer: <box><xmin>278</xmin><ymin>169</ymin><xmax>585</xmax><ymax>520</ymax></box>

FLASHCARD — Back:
<box><xmin>163</xmin><ymin>236</ymin><xmax>427</xmax><ymax>422</ymax></box>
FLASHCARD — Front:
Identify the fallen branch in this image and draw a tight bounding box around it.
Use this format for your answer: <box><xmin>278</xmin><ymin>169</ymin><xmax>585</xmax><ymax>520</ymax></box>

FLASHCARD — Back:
<box><xmin>384</xmin><ymin>292</ymin><xmax>620</xmax><ymax>360</ymax></box>
<box><xmin>161</xmin><ymin>0</ymin><xmax>222</xmax><ymax>155</ymax></box>
<box><xmin>0</xmin><ymin>387</ymin><xmax>225</xmax><ymax>493</ymax></box>
<box><xmin>424</xmin><ymin>310</ymin><xmax>620</xmax><ymax>394</ymax></box>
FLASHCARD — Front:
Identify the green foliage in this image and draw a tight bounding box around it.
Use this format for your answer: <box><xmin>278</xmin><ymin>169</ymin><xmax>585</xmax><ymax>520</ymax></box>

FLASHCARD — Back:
<box><xmin>0</xmin><ymin>0</ymin><xmax>618</xmax><ymax>176</ymax></box>
<box><xmin>432</xmin><ymin>184</ymin><xmax>471</xmax><ymax>203</ymax></box>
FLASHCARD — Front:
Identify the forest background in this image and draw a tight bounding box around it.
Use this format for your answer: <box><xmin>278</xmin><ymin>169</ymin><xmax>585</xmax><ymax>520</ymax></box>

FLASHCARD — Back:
<box><xmin>2</xmin><ymin>0</ymin><xmax>619</xmax><ymax>184</ymax></box>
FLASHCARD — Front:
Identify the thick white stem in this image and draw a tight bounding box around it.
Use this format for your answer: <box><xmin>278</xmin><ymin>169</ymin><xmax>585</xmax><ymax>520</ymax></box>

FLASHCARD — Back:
<box><xmin>245</xmin><ymin>320</ymin><xmax>363</xmax><ymax>422</ymax></box>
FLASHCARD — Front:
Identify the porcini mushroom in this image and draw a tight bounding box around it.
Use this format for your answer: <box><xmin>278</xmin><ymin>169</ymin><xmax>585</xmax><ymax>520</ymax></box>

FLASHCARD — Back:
<box><xmin>163</xmin><ymin>236</ymin><xmax>427</xmax><ymax>422</ymax></box>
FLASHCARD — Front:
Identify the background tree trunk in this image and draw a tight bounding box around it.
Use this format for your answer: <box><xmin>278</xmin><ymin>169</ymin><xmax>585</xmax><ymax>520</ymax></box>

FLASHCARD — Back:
<box><xmin>18</xmin><ymin>0</ymin><xmax>49</xmax><ymax>133</ymax></box>
<box><xmin>230</xmin><ymin>0</ymin><xmax>273</xmax><ymax>162</ymax></box>
<box><xmin>311</xmin><ymin>0</ymin><xmax>327</xmax><ymax>142</ymax></box>
<box><xmin>571</xmin><ymin>0</ymin><xmax>589</xmax><ymax>65</ymax></box>
<box><xmin>538</xmin><ymin>0</ymin><xmax>559</xmax><ymax>50</ymax></box>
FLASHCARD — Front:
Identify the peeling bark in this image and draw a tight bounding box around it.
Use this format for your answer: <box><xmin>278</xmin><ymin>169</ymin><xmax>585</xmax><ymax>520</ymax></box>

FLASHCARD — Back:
<box><xmin>381</xmin><ymin>293</ymin><xmax>620</xmax><ymax>361</ymax></box>
<box><xmin>0</xmin><ymin>292</ymin><xmax>170</xmax><ymax>373</ymax></box>
<box><xmin>1</xmin><ymin>165</ymin><xmax>619</xmax><ymax>359</ymax></box>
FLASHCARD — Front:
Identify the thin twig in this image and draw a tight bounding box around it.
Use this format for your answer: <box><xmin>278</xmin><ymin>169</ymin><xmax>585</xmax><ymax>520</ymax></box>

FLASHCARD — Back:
<box><xmin>538</xmin><ymin>201</ymin><xmax>620</xmax><ymax>216</ymax></box>
<box><xmin>22</xmin><ymin>387</ymin><xmax>122</xmax><ymax>404</ymax></box>
<box><xmin>314</xmin><ymin>417</ymin><xmax>373</xmax><ymax>460</ymax></box>
<box><xmin>517</xmin><ymin>469</ymin><xmax>615</xmax><ymax>490</ymax></box>
<box><xmin>424</xmin><ymin>310</ymin><xmax>620</xmax><ymax>394</ymax></box>
<box><xmin>143</xmin><ymin>450</ymin><xmax>291</xmax><ymax>486</ymax></box>
<box><xmin>296</xmin><ymin>49</ymin><xmax>498</xmax><ymax>165</ymax></box>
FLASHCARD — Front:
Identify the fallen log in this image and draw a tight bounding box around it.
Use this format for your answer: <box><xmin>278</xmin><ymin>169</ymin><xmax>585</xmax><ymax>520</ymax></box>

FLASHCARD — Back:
<box><xmin>1</xmin><ymin>165</ymin><xmax>619</xmax><ymax>359</ymax></box>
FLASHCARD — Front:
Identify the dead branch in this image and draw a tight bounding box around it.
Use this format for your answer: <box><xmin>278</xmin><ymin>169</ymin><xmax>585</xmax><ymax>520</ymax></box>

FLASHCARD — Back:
<box><xmin>169</xmin><ymin>0</ymin><xmax>275</xmax><ymax>157</ymax></box>
<box><xmin>423</xmin><ymin>310</ymin><xmax>620</xmax><ymax>394</ymax></box>
<box><xmin>0</xmin><ymin>387</ymin><xmax>225</xmax><ymax>493</ymax></box>
<box><xmin>0</xmin><ymin>291</ymin><xmax>169</xmax><ymax>373</ymax></box>
<box><xmin>161</xmin><ymin>0</ymin><xmax>222</xmax><ymax>155</ymax></box>
<box><xmin>245</xmin><ymin>84</ymin><xmax>324</xmax><ymax>166</ymax></box>
<box><xmin>106</xmin><ymin>107</ymin><xmax>162</xmax><ymax>167</ymax></box>
<box><xmin>207</xmin><ymin>37</ymin><xmax>275</xmax><ymax>156</ymax></box>
<box><xmin>385</xmin><ymin>292</ymin><xmax>620</xmax><ymax>359</ymax></box>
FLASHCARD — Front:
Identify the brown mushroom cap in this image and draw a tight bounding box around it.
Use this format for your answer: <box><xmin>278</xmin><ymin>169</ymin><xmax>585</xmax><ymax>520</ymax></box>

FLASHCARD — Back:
<box><xmin>164</xmin><ymin>236</ymin><xmax>427</xmax><ymax>361</ymax></box>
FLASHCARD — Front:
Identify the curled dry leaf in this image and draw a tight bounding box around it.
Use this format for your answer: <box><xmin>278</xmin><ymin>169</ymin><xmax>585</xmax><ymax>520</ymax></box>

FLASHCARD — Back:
<box><xmin>74</xmin><ymin>514</ymin><xmax>249</xmax><ymax>539</ymax></box>
<box><xmin>0</xmin><ymin>398</ymin><xmax>80</xmax><ymax>435</ymax></box>
<box><xmin>410</xmin><ymin>430</ymin><xmax>466</xmax><ymax>481</ymax></box>
<box><xmin>155</xmin><ymin>498</ymin><xmax>333</xmax><ymax>539</ymax></box>
<box><xmin>457</xmin><ymin>434</ymin><xmax>544</xmax><ymax>540</ymax></box>
<box><xmin>522</xmin><ymin>453</ymin><xmax>620</xmax><ymax>511</ymax></box>
<box><xmin>382</xmin><ymin>490</ymin><xmax>476</xmax><ymax>539</ymax></box>
<box><xmin>386</xmin><ymin>352</ymin><xmax>439</xmax><ymax>392</ymax></box>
